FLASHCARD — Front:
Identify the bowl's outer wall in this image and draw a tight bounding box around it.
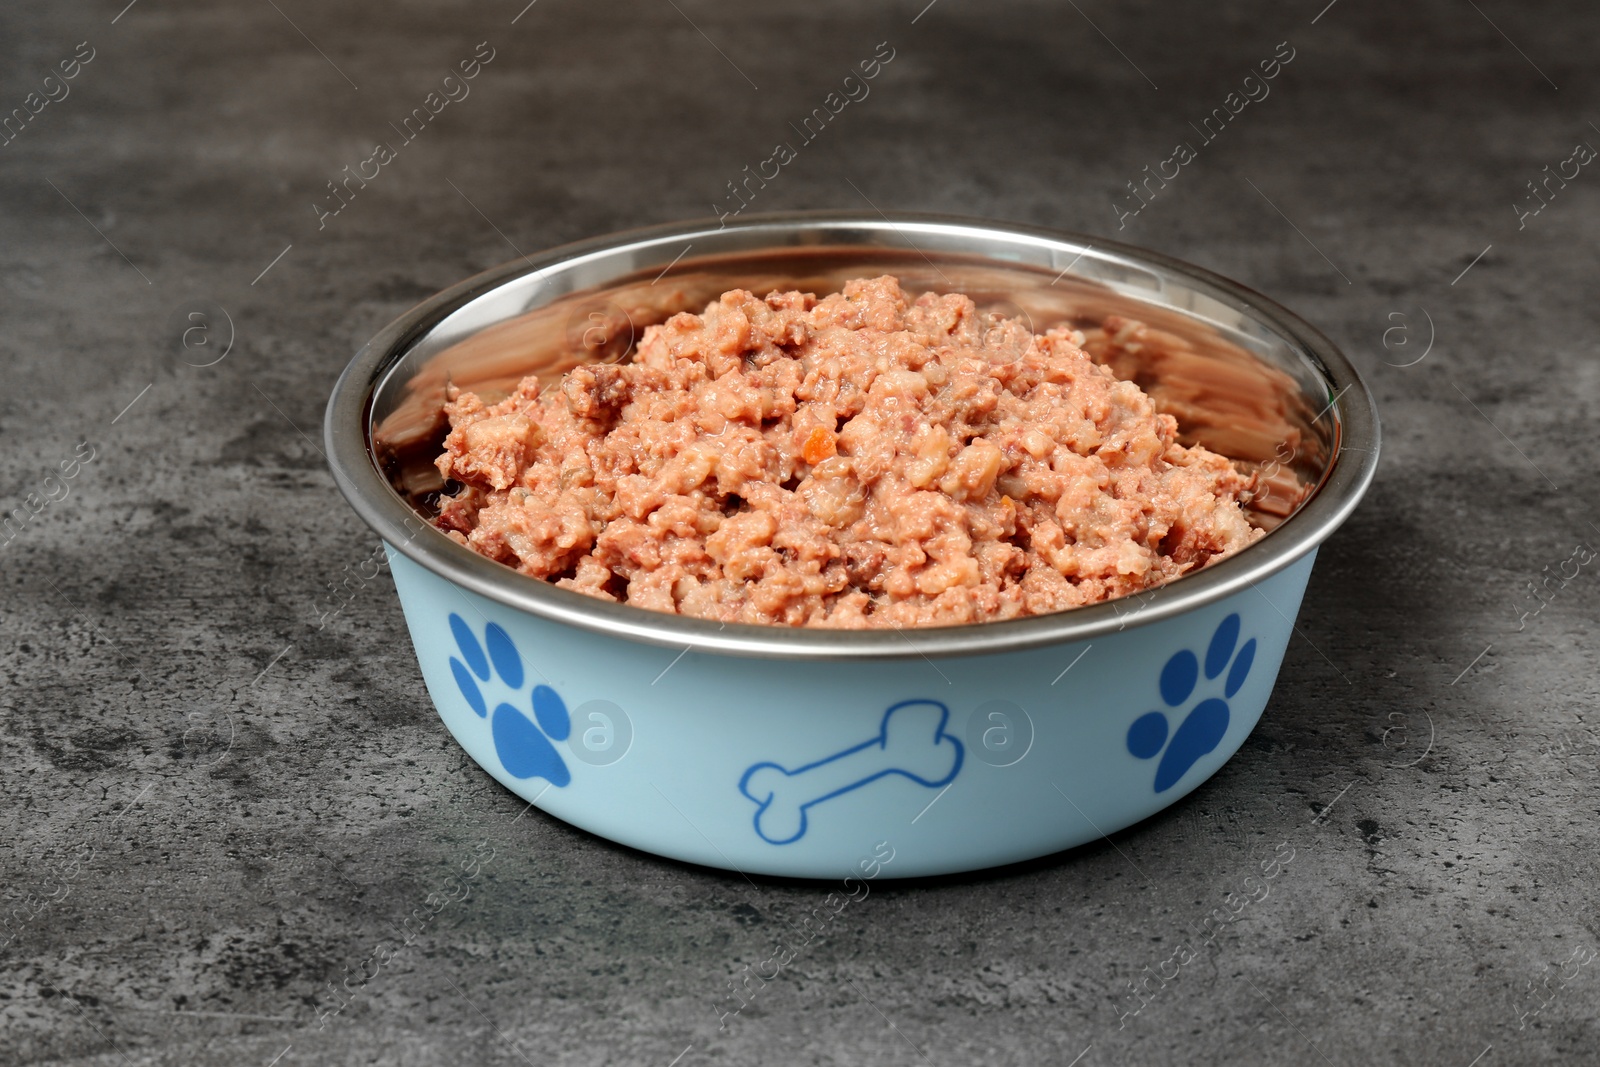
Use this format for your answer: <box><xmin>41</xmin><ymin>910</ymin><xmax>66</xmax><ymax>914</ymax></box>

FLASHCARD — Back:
<box><xmin>385</xmin><ymin>547</ymin><xmax>1316</xmax><ymax>879</ymax></box>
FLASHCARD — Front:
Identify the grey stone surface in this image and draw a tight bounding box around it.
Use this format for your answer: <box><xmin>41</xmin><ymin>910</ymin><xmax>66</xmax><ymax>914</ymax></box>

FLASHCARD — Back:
<box><xmin>2</xmin><ymin>0</ymin><xmax>1597</xmax><ymax>1064</ymax></box>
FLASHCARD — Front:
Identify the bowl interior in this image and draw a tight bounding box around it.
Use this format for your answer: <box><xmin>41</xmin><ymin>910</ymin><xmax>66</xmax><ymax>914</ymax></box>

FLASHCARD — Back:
<box><xmin>330</xmin><ymin>215</ymin><xmax>1376</xmax><ymax>658</ymax></box>
<box><xmin>370</xmin><ymin>227</ymin><xmax>1336</xmax><ymax>531</ymax></box>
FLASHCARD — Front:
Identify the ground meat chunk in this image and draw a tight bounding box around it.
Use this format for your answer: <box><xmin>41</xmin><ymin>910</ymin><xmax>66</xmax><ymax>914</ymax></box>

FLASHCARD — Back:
<box><xmin>433</xmin><ymin>276</ymin><xmax>1262</xmax><ymax>628</ymax></box>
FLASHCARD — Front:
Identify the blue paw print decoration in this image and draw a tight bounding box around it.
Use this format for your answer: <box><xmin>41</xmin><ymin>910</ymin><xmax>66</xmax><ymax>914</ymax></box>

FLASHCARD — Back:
<box><xmin>448</xmin><ymin>613</ymin><xmax>571</xmax><ymax>788</ymax></box>
<box><xmin>1126</xmin><ymin>614</ymin><xmax>1256</xmax><ymax>793</ymax></box>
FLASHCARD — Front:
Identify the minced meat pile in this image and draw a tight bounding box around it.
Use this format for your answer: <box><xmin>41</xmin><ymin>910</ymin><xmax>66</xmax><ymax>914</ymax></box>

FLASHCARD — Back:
<box><xmin>433</xmin><ymin>275</ymin><xmax>1261</xmax><ymax>628</ymax></box>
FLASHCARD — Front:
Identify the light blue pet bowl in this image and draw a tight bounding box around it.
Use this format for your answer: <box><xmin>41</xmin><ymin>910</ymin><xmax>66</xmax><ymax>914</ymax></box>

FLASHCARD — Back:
<box><xmin>326</xmin><ymin>213</ymin><xmax>1379</xmax><ymax>879</ymax></box>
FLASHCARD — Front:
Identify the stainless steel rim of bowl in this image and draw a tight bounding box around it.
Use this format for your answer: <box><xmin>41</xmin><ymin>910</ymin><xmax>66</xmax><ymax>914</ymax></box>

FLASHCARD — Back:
<box><xmin>325</xmin><ymin>211</ymin><xmax>1381</xmax><ymax>660</ymax></box>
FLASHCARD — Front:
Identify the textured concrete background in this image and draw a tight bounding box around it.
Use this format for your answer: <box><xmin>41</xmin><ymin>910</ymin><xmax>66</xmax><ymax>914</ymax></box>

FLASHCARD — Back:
<box><xmin>3</xmin><ymin>0</ymin><xmax>1597</xmax><ymax>1064</ymax></box>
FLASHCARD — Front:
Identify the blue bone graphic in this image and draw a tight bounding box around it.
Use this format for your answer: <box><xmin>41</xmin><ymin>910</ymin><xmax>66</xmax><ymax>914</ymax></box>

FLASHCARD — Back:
<box><xmin>739</xmin><ymin>699</ymin><xmax>964</xmax><ymax>845</ymax></box>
